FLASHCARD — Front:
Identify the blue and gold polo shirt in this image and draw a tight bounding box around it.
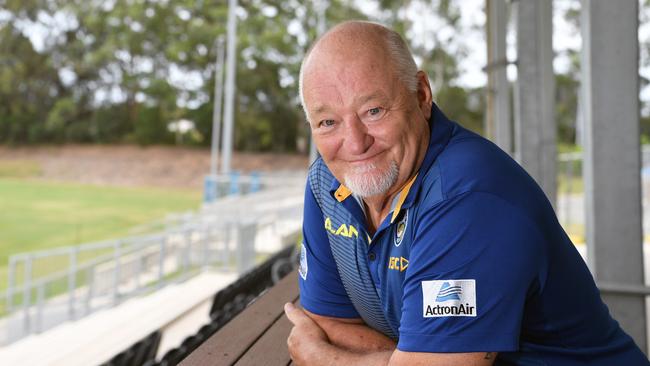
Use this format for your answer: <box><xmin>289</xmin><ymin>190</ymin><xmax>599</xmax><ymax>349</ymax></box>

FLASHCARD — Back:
<box><xmin>299</xmin><ymin>104</ymin><xmax>648</xmax><ymax>365</ymax></box>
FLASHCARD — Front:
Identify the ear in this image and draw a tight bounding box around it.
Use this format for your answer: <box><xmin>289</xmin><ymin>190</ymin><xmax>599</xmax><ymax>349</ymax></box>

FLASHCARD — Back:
<box><xmin>415</xmin><ymin>71</ymin><xmax>433</xmax><ymax>120</ymax></box>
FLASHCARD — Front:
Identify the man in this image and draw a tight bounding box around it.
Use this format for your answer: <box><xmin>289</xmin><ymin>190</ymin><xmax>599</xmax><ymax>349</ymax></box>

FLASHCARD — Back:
<box><xmin>285</xmin><ymin>21</ymin><xmax>649</xmax><ymax>365</ymax></box>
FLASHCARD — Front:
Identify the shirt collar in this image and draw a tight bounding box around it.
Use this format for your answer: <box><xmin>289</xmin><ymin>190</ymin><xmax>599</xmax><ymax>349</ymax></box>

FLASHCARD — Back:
<box><xmin>333</xmin><ymin>184</ymin><xmax>352</xmax><ymax>202</ymax></box>
<box><xmin>389</xmin><ymin>173</ymin><xmax>418</xmax><ymax>223</ymax></box>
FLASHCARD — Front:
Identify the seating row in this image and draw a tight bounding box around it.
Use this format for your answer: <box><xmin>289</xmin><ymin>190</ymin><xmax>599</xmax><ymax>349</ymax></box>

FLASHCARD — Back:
<box><xmin>102</xmin><ymin>245</ymin><xmax>297</xmax><ymax>366</ymax></box>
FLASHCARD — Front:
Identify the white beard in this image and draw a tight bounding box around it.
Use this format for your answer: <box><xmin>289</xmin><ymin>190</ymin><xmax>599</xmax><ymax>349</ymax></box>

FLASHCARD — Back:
<box><xmin>343</xmin><ymin>160</ymin><xmax>398</xmax><ymax>198</ymax></box>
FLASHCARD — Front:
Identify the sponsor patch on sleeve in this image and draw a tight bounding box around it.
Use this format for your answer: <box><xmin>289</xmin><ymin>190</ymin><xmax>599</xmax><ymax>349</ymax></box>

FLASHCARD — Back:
<box><xmin>422</xmin><ymin>279</ymin><xmax>477</xmax><ymax>317</ymax></box>
<box><xmin>299</xmin><ymin>242</ymin><xmax>308</xmax><ymax>280</ymax></box>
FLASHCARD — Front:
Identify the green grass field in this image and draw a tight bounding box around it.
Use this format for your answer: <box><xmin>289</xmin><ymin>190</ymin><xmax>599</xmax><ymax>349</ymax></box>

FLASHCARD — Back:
<box><xmin>0</xmin><ymin>177</ymin><xmax>201</xmax><ymax>293</ymax></box>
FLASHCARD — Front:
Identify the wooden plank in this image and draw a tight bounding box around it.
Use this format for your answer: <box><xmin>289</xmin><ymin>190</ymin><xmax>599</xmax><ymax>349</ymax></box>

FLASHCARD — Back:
<box><xmin>233</xmin><ymin>314</ymin><xmax>293</xmax><ymax>366</ymax></box>
<box><xmin>234</xmin><ymin>297</ymin><xmax>300</xmax><ymax>366</ymax></box>
<box><xmin>180</xmin><ymin>270</ymin><xmax>299</xmax><ymax>366</ymax></box>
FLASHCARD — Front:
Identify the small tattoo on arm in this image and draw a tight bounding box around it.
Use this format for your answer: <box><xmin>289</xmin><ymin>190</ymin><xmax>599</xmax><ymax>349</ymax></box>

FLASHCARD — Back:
<box><xmin>484</xmin><ymin>352</ymin><xmax>494</xmax><ymax>360</ymax></box>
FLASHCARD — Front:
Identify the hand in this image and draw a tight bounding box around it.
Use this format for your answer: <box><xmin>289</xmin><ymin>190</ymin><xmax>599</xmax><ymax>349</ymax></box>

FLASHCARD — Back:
<box><xmin>284</xmin><ymin>302</ymin><xmax>330</xmax><ymax>365</ymax></box>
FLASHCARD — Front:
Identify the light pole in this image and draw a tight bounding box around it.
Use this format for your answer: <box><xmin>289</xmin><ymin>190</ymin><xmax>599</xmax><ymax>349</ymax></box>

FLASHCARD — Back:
<box><xmin>220</xmin><ymin>0</ymin><xmax>238</xmax><ymax>174</ymax></box>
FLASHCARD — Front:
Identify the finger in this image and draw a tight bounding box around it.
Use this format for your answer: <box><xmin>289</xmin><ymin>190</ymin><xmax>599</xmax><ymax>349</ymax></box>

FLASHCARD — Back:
<box><xmin>284</xmin><ymin>302</ymin><xmax>308</xmax><ymax>325</ymax></box>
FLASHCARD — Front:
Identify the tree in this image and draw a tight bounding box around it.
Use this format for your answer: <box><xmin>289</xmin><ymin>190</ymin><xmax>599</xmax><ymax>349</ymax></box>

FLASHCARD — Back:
<box><xmin>0</xmin><ymin>16</ymin><xmax>62</xmax><ymax>143</ymax></box>
<box><xmin>0</xmin><ymin>0</ymin><xmax>494</xmax><ymax>150</ymax></box>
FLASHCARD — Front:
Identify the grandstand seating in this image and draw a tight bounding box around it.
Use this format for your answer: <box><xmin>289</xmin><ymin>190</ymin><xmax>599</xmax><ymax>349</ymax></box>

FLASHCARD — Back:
<box><xmin>101</xmin><ymin>331</ymin><xmax>161</xmax><ymax>366</ymax></box>
<box><xmin>103</xmin><ymin>244</ymin><xmax>297</xmax><ymax>366</ymax></box>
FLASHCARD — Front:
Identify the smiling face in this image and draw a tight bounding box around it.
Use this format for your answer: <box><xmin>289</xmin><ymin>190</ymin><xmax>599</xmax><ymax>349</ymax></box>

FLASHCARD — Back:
<box><xmin>301</xmin><ymin>23</ymin><xmax>433</xmax><ymax>200</ymax></box>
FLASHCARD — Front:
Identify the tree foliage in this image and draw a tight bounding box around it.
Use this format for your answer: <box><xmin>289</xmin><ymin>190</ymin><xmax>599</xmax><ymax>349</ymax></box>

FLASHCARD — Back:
<box><xmin>0</xmin><ymin>0</ymin><xmax>364</xmax><ymax>149</ymax></box>
<box><xmin>0</xmin><ymin>0</ymin><xmax>496</xmax><ymax>150</ymax></box>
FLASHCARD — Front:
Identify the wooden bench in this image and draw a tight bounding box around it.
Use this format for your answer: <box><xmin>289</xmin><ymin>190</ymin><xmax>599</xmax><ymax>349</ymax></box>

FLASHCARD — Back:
<box><xmin>180</xmin><ymin>269</ymin><xmax>299</xmax><ymax>366</ymax></box>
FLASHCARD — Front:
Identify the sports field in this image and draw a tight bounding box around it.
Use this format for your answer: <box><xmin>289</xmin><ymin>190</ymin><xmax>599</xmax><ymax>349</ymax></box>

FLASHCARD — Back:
<box><xmin>0</xmin><ymin>177</ymin><xmax>200</xmax><ymax>291</ymax></box>
<box><xmin>0</xmin><ymin>146</ymin><xmax>308</xmax><ymax>299</ymax></box>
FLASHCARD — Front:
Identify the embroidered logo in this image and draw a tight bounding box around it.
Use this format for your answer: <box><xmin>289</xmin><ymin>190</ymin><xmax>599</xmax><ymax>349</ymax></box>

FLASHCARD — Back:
<box><xmin>324</xmin><ymin>217</ymin><xmax>359</xmax><ymax>238</ymax></box>
<box><xmin>388</xmin><ymin>256</ymin><xmax>409</xmax><ymax>272</ymax></box>
<box><xmin>422</xmin><ymin>279</ymin><xmax>477</xmax><ymax>317</ymax></box>
<box><xmin>299</xmin><ymin>243</ymin><xmax>308</xmax><ymax>280</ymax></box>
<box><xmin>394</xmin><ymin>209</ymin><xmax>408</xmax><ymax>247</ymax></box>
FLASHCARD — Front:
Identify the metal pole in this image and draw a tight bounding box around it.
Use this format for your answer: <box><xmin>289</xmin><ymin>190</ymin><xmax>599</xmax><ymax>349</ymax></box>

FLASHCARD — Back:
<box><xmin>22</xmin><ymin>255</ymin><xmax>32</xmax><ymax>335</ymax></box>
<box><xmin>36</xmin><ymin>283</ymin><xmax>44</xmax><ymax>333</ymax></box>
<box><xmin>220</xmin><ymin>0</ymin><xmax>238</xmax><ymax>174</ymax></box>
<box><xmin>308</xmin><ymin>0</ymin><xmax>327</xmax><ymax>164</ymax></box>
<box><xmin>85</xmin><ymin>266</ymin><xmax>94</xmax><ymax>315</ymax></box>
<box><xmin>223</xmin><ymin>221</ymin><xmax>232</xmax><ymax>267</ymax></box>
<box><xmin>210</xmin><ymin>36</ymin><xmax>226</xmax><ymax>176</ymax></box>
<box><xmin>485</xmin><ymin>0</ymin><xmax>495</xmax><ymax>140</ymax></box>
<box><xmin>514</xmin><ymin>0</ymin><xmax>556</xmax><ymax>205</ymax></box>
<box><xmin>581</xmin><ymin>0</ymin><xmax>645</xmax><ymax>351</ymax></box>
<box><xmin>566</xmin><ymin>157</ymin><xmax>574</xmax><ymax>227</ymax></box>
<box><xmin>135</xmin><ymin>246</ymin><xmax>142</xmax><ymax>292</ymax></box>
<box><xmin>112</xmin><ymin>241</ymin><xmax>121</xmax><ymax>306</ymax></box>
<box><xmin>182</xmin><ymin>230</ymin><xmax>191</xmax><ymax>277</ymax></box>
<box><xmin>7</xmin><ymin>256</ymin><xmax>15</xmax><ymax>312</ymax></box>
<box><xmin>158</xmin><ymin>237</ymin><xmax>166</xmax><ymax>288</ymax></box>
<box><xmin>487</xmin><ymin>0</ymin><xmax>511</xmax><ymax>154</ymax></box>
<box><xmin>236</xmin><ymin>220</ymin><xmax>257</xmax><ymax>274</ymax></box>
<box><xmin>202</xmin><ymin>226</ymin><xmax>210</xmax><ymax>270</ymax></box>
<box><xmin>67</xmin><ymin>247</ymin><xmax>78</xmax><ymax>320</ymax></box>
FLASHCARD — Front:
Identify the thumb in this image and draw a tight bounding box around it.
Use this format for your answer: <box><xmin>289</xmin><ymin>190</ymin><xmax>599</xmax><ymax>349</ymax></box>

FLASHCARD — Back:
<box><xmin>284</xmin><ymin>302</ymin><xmax>308</xmax><ymax>325</ymax></box>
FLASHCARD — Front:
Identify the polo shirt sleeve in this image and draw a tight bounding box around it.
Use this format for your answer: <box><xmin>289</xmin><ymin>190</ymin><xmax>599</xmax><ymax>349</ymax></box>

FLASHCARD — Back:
<box><xmin>299</xmin><ymin>179</ymin><xmax>360</xmax><ymax>319</ymax></box>
<box><xmin>397</xmin><ymin>191</ymin><xmax>546</xmax><ymax>352</ymax></box>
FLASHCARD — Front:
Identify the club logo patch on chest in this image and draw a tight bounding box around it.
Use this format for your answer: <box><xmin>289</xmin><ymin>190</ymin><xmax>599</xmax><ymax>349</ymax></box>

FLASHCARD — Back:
<box><xmin>394</xmin><ymin>209</ymin><xmax>408</xmax><ymax>247</ymax></box>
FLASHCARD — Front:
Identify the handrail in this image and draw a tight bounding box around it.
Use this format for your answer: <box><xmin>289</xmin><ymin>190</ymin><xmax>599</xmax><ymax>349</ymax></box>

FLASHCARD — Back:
<box><xmin>1</xmin><ymin>187</ymin><xmax>304</xmax><ymax>345</ymax></box>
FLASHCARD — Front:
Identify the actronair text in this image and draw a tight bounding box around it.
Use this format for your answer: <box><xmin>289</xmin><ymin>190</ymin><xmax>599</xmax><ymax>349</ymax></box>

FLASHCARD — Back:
<box><xmin>425</xmin><ymin>303</ymin><xmax>475</xmax><ymax>316</ymax></box>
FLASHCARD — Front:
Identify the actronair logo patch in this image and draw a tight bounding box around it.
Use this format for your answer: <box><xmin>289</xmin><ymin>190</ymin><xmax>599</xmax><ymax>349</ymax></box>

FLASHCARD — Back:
<box><xmin>422</xmin><ymin>279</ymin><xmax>477</xmax><ymax>317</ymax></box>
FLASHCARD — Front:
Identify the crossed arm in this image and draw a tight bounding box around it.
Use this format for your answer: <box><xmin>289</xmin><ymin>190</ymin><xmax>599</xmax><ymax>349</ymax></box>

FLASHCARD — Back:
<box><xmin>284</xmin><ymin>303</ymin><xmax>497</xmax><ymax>366</ymax></box>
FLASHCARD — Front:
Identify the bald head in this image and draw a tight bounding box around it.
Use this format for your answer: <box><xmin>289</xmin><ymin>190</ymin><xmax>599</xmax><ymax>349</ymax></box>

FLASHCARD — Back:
<box><xmin>299</xmin><ymin>21</ymin><xmax>418</xmax><ymax>113</ymax></box>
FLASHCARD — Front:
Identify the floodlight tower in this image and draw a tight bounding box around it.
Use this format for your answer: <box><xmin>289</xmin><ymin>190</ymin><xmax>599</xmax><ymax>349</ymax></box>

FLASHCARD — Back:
<box><xmin>210</xmin><ymin>36</ymin><xmax>226</xmax><ymax>177</ymax></box>
<box><xmin>308</xmin><ymin>0</ymin><xmax>327</xmax><ymax>164</ymax></box>
<box><xmin>221</xmin><ymin>0</ymin><xmax>237</xmax><ymax>174</ymax></box>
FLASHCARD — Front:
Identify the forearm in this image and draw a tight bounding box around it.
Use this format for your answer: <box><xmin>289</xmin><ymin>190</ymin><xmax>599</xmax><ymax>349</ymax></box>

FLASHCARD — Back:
<box><xmin>308</xmin><ymin>314</ymin><xmax>396</xmax><ymax>353</ymax></box>
<box><xmin>286</xmin><ymin>304</ymin><xmax>497</xmax><ymax>366</ymax></box>
<box><xmin>289</xmin><ymin>338</ymin><xmax>393</xmax><ymax>366</ymax></box>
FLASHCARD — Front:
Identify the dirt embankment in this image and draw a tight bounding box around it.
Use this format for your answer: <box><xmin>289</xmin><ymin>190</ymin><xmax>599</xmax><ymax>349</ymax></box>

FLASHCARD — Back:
<box><xmin>0</xmin><ymin>145</ymin><xmax>309</xmax><ymax>189</ymax></box>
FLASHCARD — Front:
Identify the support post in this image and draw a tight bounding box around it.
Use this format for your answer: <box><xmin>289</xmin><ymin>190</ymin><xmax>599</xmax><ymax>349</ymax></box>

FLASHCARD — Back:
<box><xmin>85</xmin><ymin>266</ymin><xmax>95</xmax><ymax>315</ymax></box>
<box><xmin>236</xmin><ymin>220</ymin><xmax>257</xmax><ymax>274</ymax></box>
<box><xmin>308</xmin><ymin>0</ymin><xmax>327</xmax><ymax>164</ymax></box>
<box><xmin>36</xmin><ymin>283</ymin><xmax>44</xmax><ymax>333</ymax></box>
<box><xmin>514</xmin><ymin>0</ymin><xmax>556</xmax><ymax>204</ymax></box>
<box><xmin>220</xmin><ymin>0</ymin><xmax>238</xmax><ymax>174</ymax></box>
<box><xmin>67</xmin><ymin>246</ymin><xmax>78</xmax><ymax>320</ymax></box>
<box><xmin>112</xmin><ymin>241</ymin><xmax>121</xmax><ymax>306</ymax></box>
<box><xmin>7</xmin><ymin>256</ymin><xmax>15</xmax><ymax>313</ymax></box>
<box><xmin>158</xmin><ymin>237</ymin><xmax>167</xmax><ymax>289</ymax></box>
<box><xmin>210</xmin><ymin>36</ymin><xmax>226</xmax><ymax>177</ymax></box>
<box><xmin>487</xmin><ymin>0</ymin><xmax>512</xmax><ymax>154</ymax></box>
<box><xmin>581</xmin><ymin>0</ymin><xmax>645</xmax><ymax>351</ymax></box>
<box><xmin>22</xmin><ymin>255</ymin><xmax>32</xmax><ymax>335</ymax></box>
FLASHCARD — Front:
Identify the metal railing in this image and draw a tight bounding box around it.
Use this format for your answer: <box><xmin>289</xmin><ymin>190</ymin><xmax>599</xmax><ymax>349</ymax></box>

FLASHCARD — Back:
<box><xmin>1</xmin><ymin>182</ymin><xmax>305</xmax><ymax>345</ymax></box>
<box><xmin>203</xmin><ymin>171</ymin><xmax>307</xmax><ymax>203</ymax></box>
